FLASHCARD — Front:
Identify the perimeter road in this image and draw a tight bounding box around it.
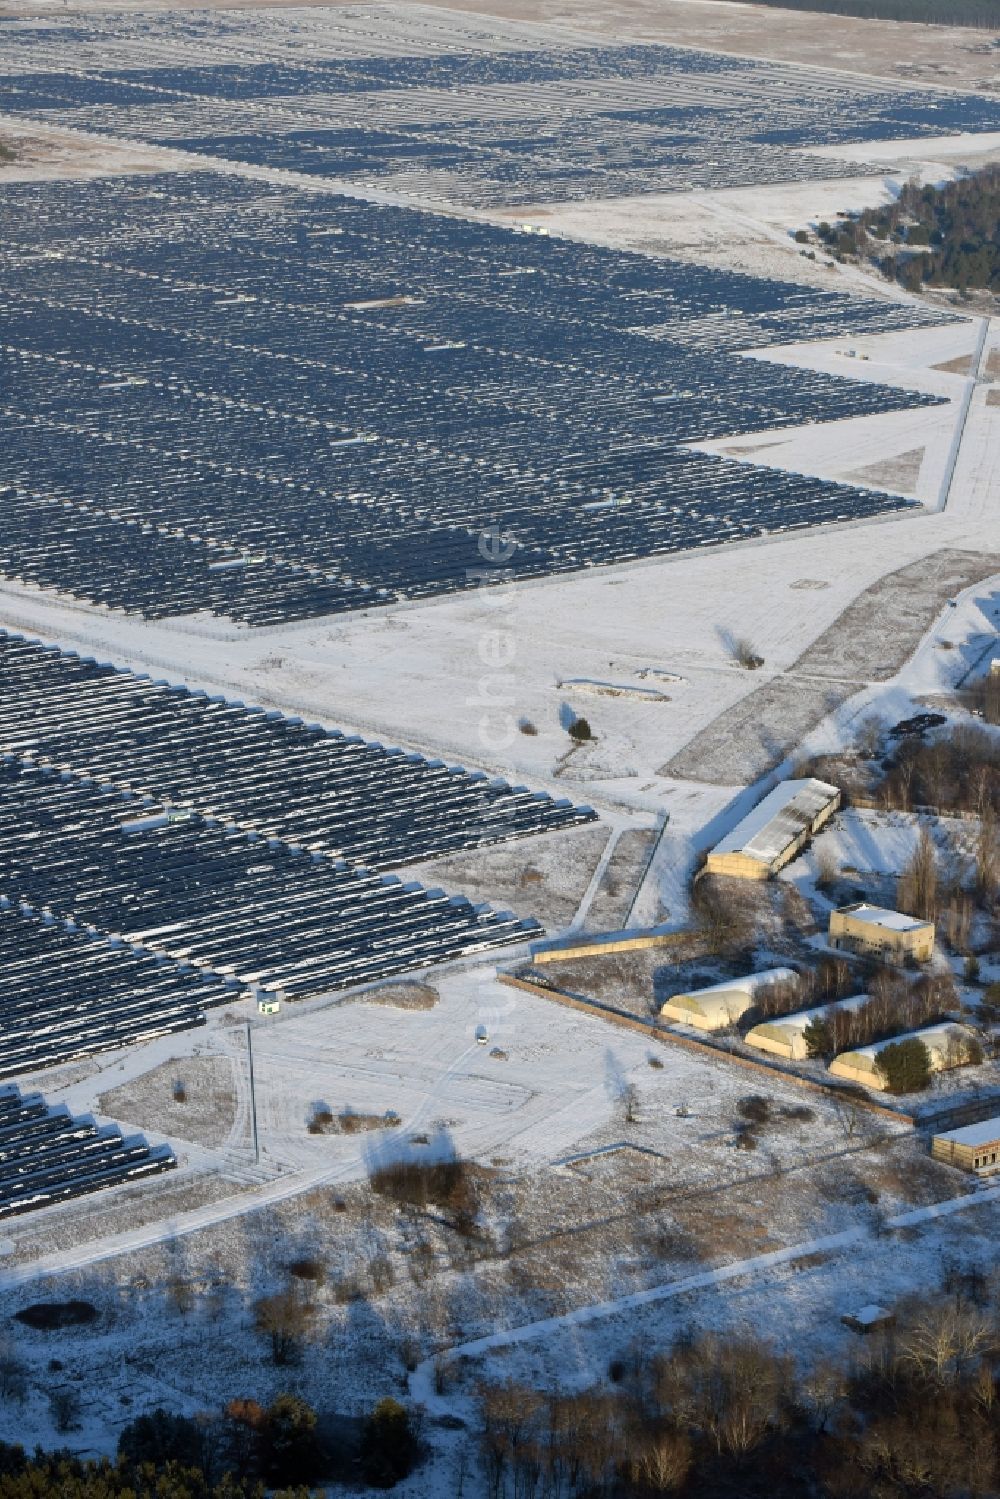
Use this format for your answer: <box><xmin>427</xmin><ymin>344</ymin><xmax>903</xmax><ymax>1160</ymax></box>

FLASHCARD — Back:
<box><xmin>938</xmin><ymin>315</ymin><xmax>990</xmax><ymax>512</ymax></box>
<box><xmin>410</xmin><ymin>1180</ymin><xmax>1000</xmax><ymax>1412</ymax></box>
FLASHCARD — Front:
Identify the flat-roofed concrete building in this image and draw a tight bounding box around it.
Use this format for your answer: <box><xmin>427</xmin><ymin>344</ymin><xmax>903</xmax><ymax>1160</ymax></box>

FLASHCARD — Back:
<box><xmin>829</xmin><ymin>1022</ymin><xmax>977</xmax><ymax>1088</ymax></box>
<box><xmin>744</xmin><ymin>993</ymin><xmax>869</xmax><ymax>1061</ymax></box>
<box><xmin>660</xmin><ymin>967</ymin><xmax>797</xmax><ymax>1032</ymax></box>
<box><xmin>705</xmin><ymin>778</ymin><xmax>840</xmax><ymax>880</ymax></box>
<box><xmin>931</xmin><ymin>1118</ymin><xmax>1000</xmax><ymax>1175</ymax></box>
<box><xmin>829</xmin><ymin>902</ymin><xmax>934</xmax><ymax>962</ymax></box>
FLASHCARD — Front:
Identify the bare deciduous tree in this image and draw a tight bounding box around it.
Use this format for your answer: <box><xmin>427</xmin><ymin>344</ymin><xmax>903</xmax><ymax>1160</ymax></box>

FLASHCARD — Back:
<box><xmin>899</xmin><ymin>1303</ymin><xmax>998</xmax><ymax>1386</ymax></box>
<box><xmin>898</xmin><ymin>827</ymin><xmax>939</xmax><ymax>922</ymax></box>
<box><xmin>253</xmin><ymin>1286</ymin><xmax>314</xmax><ymax>1365</ymax></box>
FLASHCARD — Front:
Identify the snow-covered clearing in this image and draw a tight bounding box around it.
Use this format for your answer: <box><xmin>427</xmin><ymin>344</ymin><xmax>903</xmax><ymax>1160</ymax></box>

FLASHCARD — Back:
<box><xmin>0</xmin><ymin>964</ymin><xmax>978</xmax><ymax>1468</ymax></box>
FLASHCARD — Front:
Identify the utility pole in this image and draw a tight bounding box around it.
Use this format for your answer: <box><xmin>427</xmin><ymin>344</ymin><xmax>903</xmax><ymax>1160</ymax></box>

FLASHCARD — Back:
<box><xmin>246</xmin><ymin>1021</ymin><xmax>259</xmax><ymax>1165</ymax></box>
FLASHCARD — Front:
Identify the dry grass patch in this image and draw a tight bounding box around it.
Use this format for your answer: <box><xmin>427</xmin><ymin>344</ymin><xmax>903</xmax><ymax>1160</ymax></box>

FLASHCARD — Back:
<box><xmin>359</xmin><ymin>982</ymin><xmax>439</xmax><ymax>1011</ymax></box>
<box><xmin>858</xmin><ymin>1149</ymin><xmax>970</xmax><ymax>1208</ymax></box>
<box><xmin>402</xmin><ymin>822</ymin><xmax>611</xmax><ymax>932</ymax></box>
<box><xmin>585</xmin><ymin>828</ymin><xmax>657</xmax><ymax>932</ymax></box>
<box><xmin>338</xmin><ymin>1109</ymin><xmax>400</xmax><ymax>1135</ymax></box>
<box><xmin>98</xmin><ymin>1054</ymin><xmax>238</xmax><ymax>1149</ymax></box>
<box><xmin>669</xmin><ymin>1200</ymin><xmax>779</xmax><ymax>1261</ymax></box>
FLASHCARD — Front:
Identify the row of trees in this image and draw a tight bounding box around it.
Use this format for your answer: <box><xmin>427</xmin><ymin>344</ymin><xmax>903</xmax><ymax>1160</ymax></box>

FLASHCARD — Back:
<box><xmin>799</xmin><ymin>969</ymin><xmax>958</xmax><ymax>1058</ymax></box>
<box><xmin>895</xmin><ymin>822</ymin><xmax>998</xmax><ymax>940</ymax></box>
<box><xmin>61</xmin><ymin>1393</ymin><xmax>420</xmax><ymax>1494</ymax></box>
<box><xmin>478</xmin><ymin>1286</ymin><xmax>1000</xmax><ymax>1497</ymax></box>
<box><xmin>877</xmin><ymin>725</ymin><xmax>1000</xmax><ymax>821</ymax></box>
<box><xmin>746</xmin><ymin>957</ymin><xmax>857</xmax><ymax>1024</ymax></box>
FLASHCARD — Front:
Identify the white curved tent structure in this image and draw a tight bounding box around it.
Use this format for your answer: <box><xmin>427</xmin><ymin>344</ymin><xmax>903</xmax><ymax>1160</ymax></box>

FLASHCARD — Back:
<box><xmin>660</xmin><ymin>967</ymin><xmax>797</xmax><ymax>1032</ymax></box>
<box><xmin>745</xmin><ymin>993</ymin><xmax>869</xmax><ymax>1061</ymax></box>
<box><xmin>829</xmin><ymin>1022</ymin><xmax>979</xmax><ymax>1088</ymax></box>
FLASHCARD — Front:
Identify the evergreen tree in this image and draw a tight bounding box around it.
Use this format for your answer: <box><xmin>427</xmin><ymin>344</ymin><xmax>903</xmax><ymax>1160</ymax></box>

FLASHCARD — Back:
<box><xmin>803</xmin><ymin>1014</ymin><xmax>833</xmax><ymax>1059</ymax></box>
<box><xmin>359</xmin><ymin>1398</ymin><xmax>420</xmax><ymax>1489</ymax></box>
<box><xmin>875</xmin><ymin>1037</ymin><xmax>932</xmax><ymax>1094</ymax></box>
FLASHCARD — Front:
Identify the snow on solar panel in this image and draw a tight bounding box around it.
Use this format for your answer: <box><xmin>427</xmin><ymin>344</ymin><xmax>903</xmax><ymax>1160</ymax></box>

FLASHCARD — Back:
<box><xmin>0</xmin><ymin>172</ymin><xmax>957</xmax><ymax>624</ymax></box>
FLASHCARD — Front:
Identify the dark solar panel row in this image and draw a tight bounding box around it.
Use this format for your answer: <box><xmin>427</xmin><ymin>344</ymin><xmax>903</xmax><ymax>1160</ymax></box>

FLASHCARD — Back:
<box><xmin>0</xmin><ymin>34</ymin><xmax>997</xmax><ymax>204</ymax></box>
<box><xmin>0</xmin><ymin>630</ymin><xmax>594</xmax><ymax>865</ymax></box>
<box><xmin>0</xmin><ymin>761</ymin><xmax>540</xmax><ymax>1003</ymax></box>
<box><xmin>0</xmin><ymin>173</ymin><xmax>952</xmax><ymax>624</ymax></box>
<box><xmin>0</xmin><ymin>906</ymin><xmax>230</xmax><ymax>1079</ymax></box>
<box><xmin>0</xmin><ymin>1083</ymin><xmax>174</xmax><ymax>1218</ymax></box>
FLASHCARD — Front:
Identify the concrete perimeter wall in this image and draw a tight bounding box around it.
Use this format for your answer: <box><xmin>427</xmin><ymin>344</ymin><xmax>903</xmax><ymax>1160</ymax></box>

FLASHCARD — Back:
<box><xmin>530</xmin><ymin>928</ymin><xmax>690</xmax><ymax>964</ymax></box>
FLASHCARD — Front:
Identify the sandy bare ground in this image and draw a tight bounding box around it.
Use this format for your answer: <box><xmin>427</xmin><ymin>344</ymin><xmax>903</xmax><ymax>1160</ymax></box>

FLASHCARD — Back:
<box><xmin>0</xmin><ymin>123</ymin><xmax>164</xmax><ymax>182</ymax></box>
<box><xmin>415</xmin><ymin>0</ymin><xmax>1000</xmax><ymax>93</ymax></box>
<box><xmin>0</xmin><ymin>0</ymin><xmax>996</xmax><ymax>96</ymax></box>
<box><xmin>663</xmin><ymin>547</ymin><xmax>1000</xmax><ymax>784</ymax></box>
<box><xmin>402</xmin><ymin>821</ymin><xmax>612</xmax><ymax>933</ymax></box>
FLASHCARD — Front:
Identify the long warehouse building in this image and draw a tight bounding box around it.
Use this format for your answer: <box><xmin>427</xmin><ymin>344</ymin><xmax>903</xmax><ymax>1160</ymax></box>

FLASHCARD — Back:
<box><xmin>705</xmin><ymin>777</ymin><xmax>840</xmax><ymax>880</ymax></box>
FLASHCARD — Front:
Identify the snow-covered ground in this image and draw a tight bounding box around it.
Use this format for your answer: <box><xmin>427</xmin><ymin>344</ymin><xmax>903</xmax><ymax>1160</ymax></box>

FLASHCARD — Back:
<box><xmin>0</xmin><ymin>5</ymin><xmax>997</xmax><ymax>1477</ymax></box>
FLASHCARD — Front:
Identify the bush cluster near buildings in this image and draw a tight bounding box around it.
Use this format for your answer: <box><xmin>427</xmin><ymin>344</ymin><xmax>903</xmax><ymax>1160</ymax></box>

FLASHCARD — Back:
<box><xmin>801</xmin><ymin>970</ymin><xmax>964</xmax><ymax>1061</ymax></box>
<box><xmin>874</xmin><ymin>1035</ymin><xmax>934</xmax><ymax>1093</ymax></box>
<box><xmin>812</xmin><ymin>166</ymin><xmax>1000</xmax><ymax>294</ymax></box>
<box><xmin>876</xmin><ymin>725</ymin><xmax>1000</xmax><ymax>819</ymax></box>
<box><xmin>805</xmin><ymin>719</ymin><xmax>999</xmax><ymax>955</ymax></box>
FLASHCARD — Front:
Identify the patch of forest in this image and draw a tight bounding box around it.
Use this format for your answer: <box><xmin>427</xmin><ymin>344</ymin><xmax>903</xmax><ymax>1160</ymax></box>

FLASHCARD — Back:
<box><xmin>729</xmin><ymin>0</ymin><xmax>999</xmax><ymax>26</ymax></box>
<box><xmin>806</xmin><ymin>167</ymin><xmax>999</xmax><ymax>295</ymax></box>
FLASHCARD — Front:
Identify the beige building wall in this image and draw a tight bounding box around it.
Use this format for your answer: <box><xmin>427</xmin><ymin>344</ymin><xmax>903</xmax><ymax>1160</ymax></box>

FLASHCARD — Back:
<box><xmin>830</xmin><ymin>1023</ymin><xmax>976</xmax><ymax>1088</ymax></box>
<box><xmin>828</xmin><ymin>908</ymin><xmax>934</xmax><ymax>962</ymax></box>
<box><xmin>828</xmin><ymin>1052</ymin><xmax>882</xmax><ymax>1085</ymax></box>
<box><xmin>705</xmin><ymin>849</ymin><xmax>773</xmax><ymax>880</ymax></box>
<box><xmin>745</xmin><ymin>1020</ymin><xmax>804</xmax><ymax>1061</ymax></box>
<box><xmin>929</xmin><ymin>1127</ymin><xmax>1000</xmax><ymax>1169</ymax></box>
<box><xmin>706</xmin><ymin>788</ymin><xmax>839</xmax><ymax>881</ymax></box>
<box><xmin>932</xmin><ymin>1135</ymin><xmax>1000</xmax><ymax>1173</ymax></box>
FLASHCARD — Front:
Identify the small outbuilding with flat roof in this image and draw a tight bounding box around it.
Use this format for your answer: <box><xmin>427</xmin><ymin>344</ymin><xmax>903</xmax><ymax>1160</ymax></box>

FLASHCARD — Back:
<box><xmin>931</xmin><ymin>1117</ymin><xmax>1000</xmax><ymax>1175</ymax></box>
<box><xmin>829</xmin><ymin>903</ymin><xmax>934</xmax><ymax>962</ymax></box>
<box><xmin>660</xmin><ymin>967</ymin><xmax>797</xmax><ymax>1032</ymax></box>
<box><xmin>705</xmin><ymin>778</ymin><xmax>840</xmax><ymax>880</ymax></box>
<box><xmin>842</xmin><ymin>1305</ymin><xmax>895</xmax><ymax>1336</ymax></box>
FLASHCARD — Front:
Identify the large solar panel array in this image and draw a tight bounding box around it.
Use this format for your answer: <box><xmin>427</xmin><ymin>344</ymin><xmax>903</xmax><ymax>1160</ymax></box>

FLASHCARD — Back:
<box><xmin>0</xmin><ymin>1084</ymin><xmax>174</xmax><ymax>1219</ymax></box>
<box><xmin>0</xmin><ymin>760</ymin><xmax>540</xmax><ymax>1003</ymax></box>
<box><xmin>0</xmin><ymin>627</ymin><xmax>592</xmax><ymax>1179</ymax></box>
<box><xmin>0</xmin><ymin>9</ymin><xmax>998</xmax><ymax>203</ymax></box>
<box><xmin>0</xmin><ymin>172</ymin><xmax>952</xmax><ymax>624</ymax></box>
<box><xmin>0</xmin><ymin>630</ymin><xmax>592</xmax><ymax>864</ymax></box>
